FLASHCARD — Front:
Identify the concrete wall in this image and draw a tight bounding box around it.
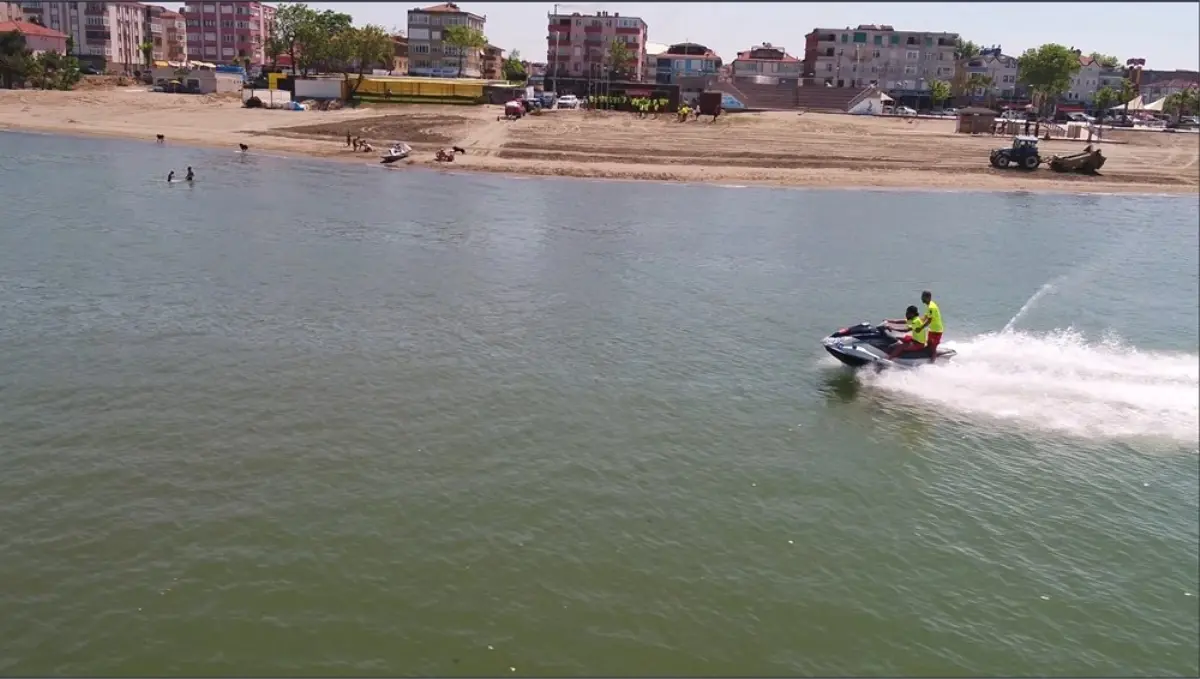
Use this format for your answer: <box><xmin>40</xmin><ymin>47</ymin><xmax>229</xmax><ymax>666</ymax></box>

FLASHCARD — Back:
<box><xmin>242</xmin><ymin>88</ymin><xmax>292</xmax><ymax>107</ymax></box>
<box><xmin>294</xmin><ymin>78</ymin><xmax>344</xmax><ymax>100</ymax></box>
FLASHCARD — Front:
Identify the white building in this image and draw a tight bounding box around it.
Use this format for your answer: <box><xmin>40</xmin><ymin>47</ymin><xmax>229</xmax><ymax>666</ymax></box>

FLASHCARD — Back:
<box><xmin>956</xmin><ymin>46</ymin><xmax>1018</xmax><ymax>100</ymax></box>
<box><xmin>803</xmin><ymin>25</ymin><xmax>958</xmax><ymax>95</ymax></box>
<box><xmin>1066</xmin><ymin>54</ymin><xmax>1103</xmax><ymax>104</ymax></box>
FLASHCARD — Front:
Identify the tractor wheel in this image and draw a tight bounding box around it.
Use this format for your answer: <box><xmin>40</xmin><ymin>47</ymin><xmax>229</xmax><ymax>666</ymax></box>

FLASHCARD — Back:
<box><xmin>1022</xmin><ymin>154</ymin><xmax>1040</xmax><ymax>170</ymax></box>
<box><xmin>994</xmin><ymin>152</ymin><xmax>1010</xmax><ymax>168</ymax></box>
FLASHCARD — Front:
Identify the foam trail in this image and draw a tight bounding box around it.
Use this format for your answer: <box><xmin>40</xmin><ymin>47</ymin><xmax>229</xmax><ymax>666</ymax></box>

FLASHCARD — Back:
<box><xmin>1002</xmin><ymin>277</ymin><xmax>1065</xmax><ymax>334</ymax></box>
<box><xmin>866</xmin><ymin>329</ymin><xmax>1200</xmax><ymax>444</ymax></box>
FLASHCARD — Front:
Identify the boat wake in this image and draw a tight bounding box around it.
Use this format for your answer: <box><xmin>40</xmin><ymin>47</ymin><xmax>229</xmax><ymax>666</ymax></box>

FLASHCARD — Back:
<box><xmin>863</xmin><ymin>329</ymin><xmax>1200</xmax><ymax>444</ymax></box>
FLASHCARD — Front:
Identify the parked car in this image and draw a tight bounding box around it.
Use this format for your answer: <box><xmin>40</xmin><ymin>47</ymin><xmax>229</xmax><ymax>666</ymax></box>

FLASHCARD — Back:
<box><xmin>894</xmin><ymin>106</ymin><xmax>917</xmax><ymax>116</ymax></box>
<box><xmin>940</xmin><ymin>107</ymin><xmax>958</xmax><ymax>117</ymax></box>
<box><xmin>556</xmin><ymin>94</ymin><xmax>579</xmax><ymax>109</ymax></box>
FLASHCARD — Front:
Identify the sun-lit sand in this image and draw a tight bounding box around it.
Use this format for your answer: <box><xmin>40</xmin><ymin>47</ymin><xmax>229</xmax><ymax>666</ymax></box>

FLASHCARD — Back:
<box><xmin>1</xmin><ymin>86</ymin><xmax>1196</xmax><ymax>194</ymax></box>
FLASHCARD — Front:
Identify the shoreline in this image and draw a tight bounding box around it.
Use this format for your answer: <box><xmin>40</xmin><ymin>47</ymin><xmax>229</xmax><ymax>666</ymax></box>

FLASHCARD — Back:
<box><xmin>5</xmin><ymin>122</ymin><xmax>1193</xmax><ymax>199</ymax></box>
<box><xmin>1</xmin><ymin>90</ymin><xmax>1196</xmax><ymax>197</ymax></box>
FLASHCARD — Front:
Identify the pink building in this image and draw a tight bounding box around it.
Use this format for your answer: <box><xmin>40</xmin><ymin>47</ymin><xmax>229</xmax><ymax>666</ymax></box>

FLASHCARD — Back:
<box><xmin>0</xmin><ymin>1</ymin><xmax>24</xmax><ymax>21</ymax></box>
<box><xmin>181</xmin><ymin>0</ymin><xmax>275</xmax><ymax>65</ymax></box>
<box><xmin>0</xmin><ymin>18</ymin><xmax>67</xmax><ymax>53</ymax></box>
<box><xmin>17</xmin><ymin>2</ymin><xmax>147</xmax><ymax>71</ymax></box>
<box><xmin>546</xmin><ymin>9</ymin><xmax>647</xmax><ymax>82</ymax></box>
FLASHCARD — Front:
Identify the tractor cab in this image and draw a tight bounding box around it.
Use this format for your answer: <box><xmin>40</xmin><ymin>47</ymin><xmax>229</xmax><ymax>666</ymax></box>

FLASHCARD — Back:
<box><xmin>1011</xmin><ymin>135</ymin><xmax>1040</xmax><ymax>151</ymax></box>
<box><xmin>990</xmin><ymin>135</ymin><xmax>1043</xmax><ymax>170</ymax></box>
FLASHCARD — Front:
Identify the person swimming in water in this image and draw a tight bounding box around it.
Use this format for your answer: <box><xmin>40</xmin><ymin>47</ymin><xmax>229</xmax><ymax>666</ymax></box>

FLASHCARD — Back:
<box><xmin>185</xmin><ymin>166</ymin><xmax>194</xmax><ymax>182</ymax></box>
<box><xmin>167</xmin><ymin>170</ymin><xmax>175</xmax><ymax>182</ymax></box>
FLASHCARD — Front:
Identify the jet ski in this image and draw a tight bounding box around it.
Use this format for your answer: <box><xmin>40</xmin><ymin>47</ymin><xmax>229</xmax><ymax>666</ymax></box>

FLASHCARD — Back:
<box><xmin>822</xmin><ymin>321</ymin><xmax>956</xmax><ymax>369</ymax></box>
<box><xmin>380</xmin><ymin>143</ymin><xmax>412</xmax><ymax>164</ymax></box>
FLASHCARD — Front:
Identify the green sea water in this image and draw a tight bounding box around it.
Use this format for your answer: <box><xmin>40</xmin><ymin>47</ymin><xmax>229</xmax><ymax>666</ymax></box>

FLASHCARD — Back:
<box><xmin>0</xmin><ymin>131</ymin><xmax>1196</xmax><ymax>676</ymax></box>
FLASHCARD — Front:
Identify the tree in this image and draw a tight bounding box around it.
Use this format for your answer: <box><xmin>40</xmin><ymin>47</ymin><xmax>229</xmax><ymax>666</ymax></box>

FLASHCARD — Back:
<box><xmin>1089</xmin><ymin>52</ymin><xmax>1120</xmax><ymax>69</ymax></box>
<box><xmin>0</xmin><ymin>30</ymin><xmax>33</xmax><ymax>89</ymax></box>
<box><xmin>929</xmin><ymin>79</ymin><xmax>951</xmax><ymax>109</ymax></box>
<box><xmin>265</xmin><ymin>35</ymin><xmax>285</xmax><ymax>72</ymax></box>
<box><xmin>301</xmin><ymin>9</ymin><xmax>352</xmax><ymax>74</ymax></box>
<box><xmin>1017</xmin><ymin>43</ymin><xmax>1082</xmax><ymax>116</ymax></box>
<box><xmin>139</xmin><ymin>40</ymin><xmax>154</xmax><ymax>70</ymax></box>
<box><xmin>1163</xmin><ymin>87</ymin><xmax>1199</xmax><ymax>122</ymax></box>
<box><xmin>1092</xmin><ymin>85</ymin><xmax>1117</xmax><ymax>125</ymax></box>
<box><xmin>954</xmin><ymin>38</ymin><xmax>980</xmax><ymax>60</ymax></box>
<box><xmin>501</xmin><ymin>49</ymin><xmax>526</xmax><ymax>82</ymax></box>
<box><xmin>29</xmin><ymin>50</ymin><xmax>82</xmax><ymax>90</ymax></box>
<box><xmin>330</xmin><ymin>24</ymin><xmax>392</xmax><ymax>99</ymax></box>
<box><xmin>607</xmin><ymin>39</ymin><xmax>633</xmax><ymax>80</ymax></box>
<box><xmin>1116</xmin><ymin>77</ymin><xmax>1136</xmax><ymax>119</ymax></box>
<box><xmin>273</xmin><ymin>3</ymin><xmax>313</xmax><ymax>75</ymax></box>
<box><xmin>965</xmin><ymin>73</ymin><xmax>994</xmax><ymax>101</ymax></box>
<box><xmin>443</xmin><ymin>24</ymin><xmax>486</xmax><ymax>78</ymax></box>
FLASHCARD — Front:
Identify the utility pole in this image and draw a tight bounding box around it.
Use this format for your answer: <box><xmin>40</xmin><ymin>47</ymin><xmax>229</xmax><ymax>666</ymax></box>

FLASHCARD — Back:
<box><xmin>549</xmin><ymin>3</ymin><xmax>560</xmax><ymax>93</ymax></box>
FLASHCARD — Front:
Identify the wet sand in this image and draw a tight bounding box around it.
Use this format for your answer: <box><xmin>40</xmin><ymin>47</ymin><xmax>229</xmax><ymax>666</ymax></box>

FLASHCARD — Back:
<box><xmin>1</xmin><ymin>88</ymin><xmax>1196</xmax><ymax>194</ymax></box>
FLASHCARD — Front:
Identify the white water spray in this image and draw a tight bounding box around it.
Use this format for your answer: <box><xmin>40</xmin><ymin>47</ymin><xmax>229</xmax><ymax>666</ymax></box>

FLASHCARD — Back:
<box><xmin>866</xmin><ymin>329</ymin><xmax>1200</xmax><ymax>444</ymax></box>
<box><xmin>1002</xmin><ymin>277</ymin><xmax>1066</xmax><ymax>334</ymax></box>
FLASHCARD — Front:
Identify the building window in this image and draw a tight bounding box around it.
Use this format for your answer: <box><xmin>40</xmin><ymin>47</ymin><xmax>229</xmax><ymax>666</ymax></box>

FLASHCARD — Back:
<box><xmin>873</xmin><ymin>35</ymin><xmax>883</xmax><ymax>46</ymax></box>
<box><xmin>905</xmin><ymin>51</ymin><xmax>918</xmax><ymax>60</ymax></box>
<box><xmin>840</xmin><ymin>33</ymin><xmax>848</xmax><ymax>43</ymax></box>
<box><xmin>904</xmin><ymin>65</ymin><xmax>917</xmax><ymax>74</ymax></box>
<box><xmin>853</xmin><ymin>32</ymin><xmax>866</xmax><ymax>43</ymax></box>
<box><xmin>409</xmin><ymin>13</ymin><xmax>427</xmax><ymax>24</ymax></box>
<box><xmin>924</xmin><ymin>37</ymin><xmax>933</xmax><ymax>46</ymax></box>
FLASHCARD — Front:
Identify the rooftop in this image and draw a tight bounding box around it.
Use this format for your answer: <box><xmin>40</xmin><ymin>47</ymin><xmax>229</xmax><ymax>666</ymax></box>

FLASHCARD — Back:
<box><xmin>0</xmin><ymin>19</ymin><xmax>67</xmax><ymax>39</ymax></box>
<box><xmin>735</xmin><ymin>43</ymin><xmax>798</xmax><ymax>62</ymax></box>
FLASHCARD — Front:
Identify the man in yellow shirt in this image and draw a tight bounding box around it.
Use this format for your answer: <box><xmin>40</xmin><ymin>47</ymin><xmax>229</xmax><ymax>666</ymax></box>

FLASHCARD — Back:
<box><xmin>885</xmin><ymin>305</ymin><xmax>928</xmax><ymax>360</ymax></box>
<box><xmin>919</xmin><ymin>290</ymin><xmax>944</xmax><ymax>361</ymax></box>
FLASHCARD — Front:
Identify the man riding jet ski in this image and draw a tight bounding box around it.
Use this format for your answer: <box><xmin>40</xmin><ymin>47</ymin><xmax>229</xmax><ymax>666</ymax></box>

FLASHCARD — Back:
<box><xmin>822</xmin><ymin>304</ymin><xmax>956</xmax><ymax>369</ymax></box>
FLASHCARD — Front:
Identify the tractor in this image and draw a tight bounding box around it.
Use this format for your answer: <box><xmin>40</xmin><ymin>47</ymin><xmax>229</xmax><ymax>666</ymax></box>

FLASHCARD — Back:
<box><xmin>989</xmin><ymin>135</ymin><xmax>1043</xmax><ymax>170</ymax></box>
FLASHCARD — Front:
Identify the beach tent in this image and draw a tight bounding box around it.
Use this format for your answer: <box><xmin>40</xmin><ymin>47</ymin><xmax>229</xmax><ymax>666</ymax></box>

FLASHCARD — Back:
<box><xmin>1143</xmin><ymin>96</ymin><xmax>1167</xmax><ymax>112</ymax></box>
<box><xmin>879</xmin><ymin>92</ymin><xmax>894</xmax><ymax>102</ymax></box>
<box><xmin>1109</xmin><ymin>95</ymin><xmax>1143</xmax><ymax>111</ymax></box>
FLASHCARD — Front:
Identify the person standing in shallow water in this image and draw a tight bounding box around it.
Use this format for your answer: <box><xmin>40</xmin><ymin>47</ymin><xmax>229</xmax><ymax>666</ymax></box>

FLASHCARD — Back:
<box><xmin>185</xmin><ymin>167</ymin><xmax>194</xmax><ymax>182</ymax></box>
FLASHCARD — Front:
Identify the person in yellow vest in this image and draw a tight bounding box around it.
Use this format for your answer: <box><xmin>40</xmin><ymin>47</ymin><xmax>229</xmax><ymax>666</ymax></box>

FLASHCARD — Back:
<box><xmin>884</xmin><ymin>305</ymin><xmax>928</xmax><ymax>360</ymax></box>
<box><xmin>918</xmin><ymin>290</ymin><xmax>944</xmax><ymax>361</ymax></box>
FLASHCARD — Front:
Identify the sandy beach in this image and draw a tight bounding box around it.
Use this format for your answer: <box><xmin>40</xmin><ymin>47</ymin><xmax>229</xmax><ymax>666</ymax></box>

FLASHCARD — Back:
<box><xmin>1</xmin><ymin>86</ymin><xmax>1197</xmax><ymax>194</ymax></box>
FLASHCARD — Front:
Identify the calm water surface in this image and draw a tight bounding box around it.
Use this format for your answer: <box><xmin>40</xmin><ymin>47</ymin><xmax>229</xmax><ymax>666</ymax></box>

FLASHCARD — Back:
<box><xmin>1</xmin><ymin>131</ymin><xmax>1197</xmax><ymax>676</ymax></box>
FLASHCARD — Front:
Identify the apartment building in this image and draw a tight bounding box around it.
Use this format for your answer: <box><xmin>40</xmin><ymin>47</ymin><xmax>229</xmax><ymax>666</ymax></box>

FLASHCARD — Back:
<box><xmin>1137</xmin><ymin>68</ymin><xmax>1198</xmax><ymax>101</ymax></box>
<box><xmin>546</xmin><ymin>10</ymin><xmax>648</xmax><ymax>82</ymax></box>
<box><xmin>407</xmin><ymin>2</ymin><xmax>486</xmax><ymax>78</ymax></box>
<box><xmin>1</xmin><ymin>1</ymin><xmax>23</xmax><ymax>21</ymax></box>
<box><xmin>731</xmin><ymin>43</ymin><xmax>801</xmax><ymax>78</ymax></box>
<box><xmin>481</xmin><ymin>43</ymin><xmax>503</xmax><ymax>79</ymax></box>
<box><xmin>653</xmin><ymin>41</ymin><xmax>721</xmax><ymax>85</ymax></box>
<box><xmin>954</xmin><ymin>45</ymin><xmax>1018</xmax><ymax>101</ymax></box>
<box><xmin>390</xmin><ymin>34</ymin><xmax>408</xmax><ymax>75</ymax></box>
<box><xmin>144</xmin><ymin>4</ymin><xmax>186</xmax><ymax>62</ymax></box>
<box><xmin>181</xmin><ymin>1</ymin><xmax>275</xmax><ymax>66</ymax></box>
<box><xmin>803</xmin><ymin>25</ymin><xmax>958</xmax><ymax>93</ymax></box>
<box><xmin>20</xmin><ymin>2</ymin><xmax>147</xmax><ymax>70</ymax></box>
